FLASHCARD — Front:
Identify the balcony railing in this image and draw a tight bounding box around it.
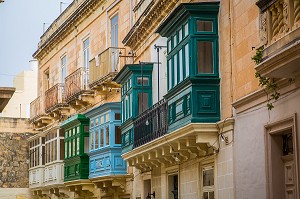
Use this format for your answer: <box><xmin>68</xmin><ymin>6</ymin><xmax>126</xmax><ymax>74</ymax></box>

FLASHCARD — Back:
<box><xmin>45</xmin><ymin>83</ymin><xmax>66</xmax><ymax>113</ymax></box>
<box><xmin>133</xmin><ymin>99</ymin><xmax>168</xmax><ymax>148</ymax></box>
<box><xmin>30</xmin><ymin>96</ymin><xmax>45</xmax><ymax>120</ymax></box>
<box><xmin>65</xmin><ymin>67</ymin><xmax>90</xmax><ymax>102</ymax></box>
<box><xmin>257</xmin><ymin>0</ymin><xmax>300</xmax><ymax>46</ymax></box>
<box><xmin>89</xmin><ymin>47</ymin><xmax>126</xmax><ymax>89</ymax></box>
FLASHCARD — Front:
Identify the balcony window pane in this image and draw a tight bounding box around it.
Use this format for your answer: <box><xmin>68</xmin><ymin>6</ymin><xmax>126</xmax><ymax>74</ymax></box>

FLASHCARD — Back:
<box><xmin>197</xmin><ymin>41</ymin><xmax>213</xmax><ymax>74</ymax></box>
<box><xmin>60</xmin><ymin>139</ymin><xmax>64</xmax><ymax>160</ymax></box>
<box><xmin>76</xmin><ymin>137</ymin><xmax>80</xmax><ymax>155</ymax></box>
<box><xmin>179</xmin><ymin>29</ymin><xmax>183</xmax><ymax>42</ymax></box>
<box><xmin>174</xmin><ymin>54</ymin><xmax>178</xmax><ymax>84</ymax></box>
<box><xmin>90</xmin><ymin>131</ymin><xmax>94</xmax><ymax>150</ymax></box>
<box><xmin>65</xmin><ymin>142</ymin><xmax>67</xmax><ymax>158</ymax></box>
<box><xmin>84</xmin><ymin>137</ymin><xmax>89</xmax><ymax>154</ymax></box>
<box><xmin>168</xmin><ymin>59</ymin><xmax>172</xmax><ymax>89</ymax></box>
<box><xmin>53</xmin><ymin>140</ymin><xmax>57</xmax><ymax>161</ymax></box>
<box><xmin>69</xmin><ymin>141</ymin><xmax>71</xmax><ymax>157</ymax></box>
<box><xmin>203</xmin><ymin>168</ymin><xmax>214</xmax><ymax>186</ymax></box>
<box><xmin>197</xmin><ymin>20</ymin><xmax>213</xmax><ymax>32</ymax></box>
<box><xmin>106</xmin><ymin>114</ymin><xmax>110</xmax><ymax>122</ymax></box>
<box><xmin>72</xmin><ymin>139</ymin><xmax>76</xmax><ymax>156</ymax></box>
<box><xmin>100</xmin><ymin>129</ymin><xmax>104</xmax><ymax>147</ymax></box>
<box><xmin>115</xmin><ymin>113</ymin><xmax>121</xmax><ymax>120</ymax></box>
<box><xmin>179</xmin><ymin>49</ymin><xmax>183</xmax><ymax>82</ymax></box>
<box><xmin>137</xmin><ymin>77</ymin><xmax>149</xmax><ymax>85</ymax></box>
<box><xmin>105</xmin><ymin>127</ymin><xmax>110</xmax><ymax>146</ymax></box>
<box><xmin>184</xmin><ymin>23</ymin><xmax>188</xmax><ymax>37</ymax></box>
<box><xmin>138</xmin><ymin>92</ymin><xmax>149</xmax><ymax>114</ymax></box>
<box><xmin>185</xmin><ymin>44</ymin><xmax>189</xmax><ymax>77</ymax></box>
<box><xmin>115</xmin><ymin>126</ymin><xmax>121</xmax><ymax>144</ymax></box>
<box><xmin>168</xmin><ymin>40</ymin><xmax>171</xmax><ymax>52</ymax></box>
<box><xmin>95</xmin><ymin>130</ymin><xmax>99</xmax><ymax>149</ymax></box>
<box><xmin>173</xmin><ymin>35</ymin><xmax>177</xmax><ymax>47</ymax></box>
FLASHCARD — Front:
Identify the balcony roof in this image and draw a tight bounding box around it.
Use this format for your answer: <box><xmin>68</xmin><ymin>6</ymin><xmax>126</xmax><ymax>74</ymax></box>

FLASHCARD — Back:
<box><xmin>84</xmin><ymin>102</ymin><xmax>120</xmax><ymax>118</ymax></box>
<box><xmin>113</xmin><ymin>64</ymin><xmax>153</xmax><ymax>84</ymax></box>
<box><xmin>61</xmin><ymin>114</ymin><xmax>89</xmax><ymax>129</ymax></box>
<box><xmin>0</xmin><ymin>87</ymin><xmax>15</xmax><ymax>112</ymax></box>
<box><xmin>156</xmin><ymin>2</ymin><xmax>220</xmax><ymax>37</ymax></box>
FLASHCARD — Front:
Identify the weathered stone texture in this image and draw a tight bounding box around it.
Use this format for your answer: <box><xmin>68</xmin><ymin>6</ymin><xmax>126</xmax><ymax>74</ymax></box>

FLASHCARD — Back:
<box><xmin>0</xmin><ymin>118</ymin><xmax>36</xmax><ymax>188</ymax></box>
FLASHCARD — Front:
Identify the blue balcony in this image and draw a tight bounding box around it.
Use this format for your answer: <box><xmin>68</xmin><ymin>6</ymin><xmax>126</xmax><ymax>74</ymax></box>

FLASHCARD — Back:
<box><xmin>85</xmin><ymin>102</ymin><xmax>127</xmax><ymax>179</ymax></box>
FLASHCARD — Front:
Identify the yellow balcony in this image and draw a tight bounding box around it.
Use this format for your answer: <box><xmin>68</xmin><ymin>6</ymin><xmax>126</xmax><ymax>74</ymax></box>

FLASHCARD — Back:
<box><xmin>64</xmin><ymin>67</ymin><xmax>94</xmax><ymax>109</ymax></box>
<box><xmin>45</xmin><ymin>83</ymin><xmax>69</xmax><ymax>117</ymax></box>
<box><xmin>256</xmin><ymin>0</ymin><xmax>300</xmax><ymax>79</ymax></box>
<box><xmin>30</xmin><ymin>96</ymin><xmax>51</xmax><ymax>127</ymax></box>
<box><xmin>89</xmin><ymin>47</ymin><xmax>126</xmax><ymax>91</ymax></box>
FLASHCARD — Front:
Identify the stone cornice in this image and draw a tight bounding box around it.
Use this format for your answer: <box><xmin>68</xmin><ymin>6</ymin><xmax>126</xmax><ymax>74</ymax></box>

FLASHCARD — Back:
<box><xmin>122</xmin><ymin>0</ymin><xmax>179</xmax><ymax>50</ymax></box>
<box><xmin>33</xmin><ymin>0</ymin><xmax>106</xmax><ymax>60</ymax></box>
<box><xmin>232</xmin><ymin>79</ymin><xmax>299</xmax><ymax>114</ymax></box>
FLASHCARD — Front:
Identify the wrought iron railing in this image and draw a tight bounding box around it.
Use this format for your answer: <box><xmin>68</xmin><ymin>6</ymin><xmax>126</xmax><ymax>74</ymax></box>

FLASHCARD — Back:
<box><xmin>30</xmin><ymin>96</ymin><xmax>44</xmax><ymax>120</ymax></box>
<box><xmin>65</xmin><ymin>67</ymin><xmax>90</xmax><ymax>102</ymax></box>
<box><xmin>45</xmin><ymin>83</ymin><xmax>66</xmax><ymax>113</ymax></box>
<box><xmin>257</xmin><ymin>0</ymin><xmax>300</xmax><ymax>46</ymax></box>
<box><xmin>133</xmin><ymin>99</ymin><xmax>168</xmax><ymax>148</ymax></box>
<box><xmin>89</xmin><ymin>47</ymin><xmax>126</xmax><ymax>88</ymax></box>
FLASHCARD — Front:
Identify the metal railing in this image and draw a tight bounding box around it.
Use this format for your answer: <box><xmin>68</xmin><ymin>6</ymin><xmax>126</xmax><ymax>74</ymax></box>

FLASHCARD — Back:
<box><xmin>45</xmin><ymin>83</ymin><xmax>66</xmax><ymax>113</ymax></box>
<box><xmin>257</xmin><ymin>0</ymin><xmax>300</xmax><ymax>46</ymax></box>
<box><xmin>133</xmin><ymin>99</ymin><xmax>168</xmax><ymax>148</ymax></box>
<box><xmin>64</xmin><ymin>67</ymin><xmax>90</xmax><ymax>102</ymax></box>
<box><xmin>30</xmin><ymin>96</ymin><xmax>44</xmax><ymax>120</ymax></box>
<box><xmin>89</xmin><ymin>47</ymin><xmax>126</xmax><ymax>87</ymax></box>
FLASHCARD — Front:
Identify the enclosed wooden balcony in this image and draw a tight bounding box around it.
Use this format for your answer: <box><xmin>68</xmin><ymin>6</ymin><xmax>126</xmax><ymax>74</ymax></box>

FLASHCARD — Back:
<box><xmin>30</xmin><ymin>96</ymin><xmax>52</xmax><ymax>127</ymax></box>
<box><xmin>133</xmin><ymin>99</ymin><xmax>168</xmax><ymax>148</ymax></box>
<box><xmin>45</xmin><ymin>83</ymin><xmax>69</xmax><ymax>118</ymax></box>
<box><xmin>64</xmin><ymin>67</ymin><xmax>94</xmax><ymax>109</ymax></box>
<box><xmin>89</xmin><ymin>47</ymin><xmax>126</xmax><ymax>92</ymax></box>
<box><xmin>256</xmin><ymin>0</ymin><xmax>300</xmax><ymax>79</ymax></box>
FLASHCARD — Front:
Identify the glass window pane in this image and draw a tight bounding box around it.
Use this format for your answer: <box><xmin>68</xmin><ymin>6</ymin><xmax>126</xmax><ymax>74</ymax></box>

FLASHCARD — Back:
<box><xmin>184</xmin><ymin>23</ymin><xmax>188</xmax><ymax>37</ymax></box>
<box><xmin>137</xmin><ymin>77</ymin><xmax>149</xmax><ymax>85</ymax></box>
<box><xmin>174</xmin><ymin>54</ymin><xmax>177</xmax><ymax>85</ymax></box>
<box><xmin>203</xmin><ymin>168</ymin><xmax>214</xmax><ymax>186</ymax></box>
<box><xmin>53</xmin><ymin>140</ymin><xmax>57</xmax><ymax>161</ymax></box>
<box><xmin>179</xmin><ymin>29</ymin><xmax>182</xmax><ymax>42</ymax></box>
<box><xmin>168</xmin><ymin>40</ymin><xmax>171</xmax><ymax>52</ymax></box>
<box><xmin>185</xmin><ymin>44</ymin><xmax>189</xmax><ymax>77</ymax></box>
<box><xmin>106</xmin><ymin>114</ymin><xmax>110</xmax><ymax>122</ymax></box>
<box><xmin>197</xmin><ymin>20</ymin><xmax>213</xmax><ymax>32</ymax></box>
<box><xmin>179</xmin><ymin>49</ymin><xmax>183</xmax><ymax>82</ymax></box>
<box><xmin>173</xmin><ymin>35</ymin><xmax>177</xmax><ymax>47</ymax></box>
<box><xmin>100</xmin><ymin>129</ymin><xmax>104</xmax><ymax>147</ymax></box>
<box><xmin>90</xmin><ymin>131</ymin><xmax>94</xmax><ymax>150</ymax></box>
<box><xmin>72</xmin><ymin>139</ymin><xmax>76</xmax><ymax>156</ymax></box>
<box><xmin>115</xmin><ymin>113</ymin><xmax>121</xmax><ymax>120</ymax></box>
<box><xmin>168</xmin><ymin>59</ymin><xmax>172</xmax><ymax>89</ymax></box>
<box><xmin>95</xmin><ymin>130</ymin><xmax>99</xmax><ymax>149</ymax></box>
<box><xmin>77</xmin><ymin>137</ymin><xmax>80</xmax><ymax>155</ymax></box>
<box><xmin>106</xmin><ymin>127</ymin><xmax>110</xmax><ymax>146</ymax></box>
<box><xmin>138</xmin><ymin>93</ymin><xmax>149</xmax><ymax>114</ymax></box>
<box><xmin>115</xmin><ymin>126</ymin><xmax>121</xmax><ymax>144</ymax></box>
<box><xmin>69</xmin><ymin>141</ymin><xmax>71</xmax><ymax>157</ymax></box>
<box><xmin>197</xmin><ymin>41</ymin><xmax>213</xmax><ymax>74</ymax></box>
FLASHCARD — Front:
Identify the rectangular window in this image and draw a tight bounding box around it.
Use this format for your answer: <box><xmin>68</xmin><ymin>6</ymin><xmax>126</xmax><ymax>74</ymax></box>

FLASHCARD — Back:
<box><xmin>197</xmin><ymin>20</ymin><xmax>213</xmax><ymax>32</ymax></box>
<box><xmin>61</xmin><ymin>55</ymin><xmax>67</xmax><ymax>83</ymax></box>
<box><xmin>111</xmin><ymin>14</ymin><xmax>119</xmax><ymax>47</ymax></box>
<box><xmin>106</xmin><ymin>127</ymin><xmax>110</xmax><ymax>146</ymax></box>
<box><xmin>115</xmin><ymin>113</ymin><xmax>121</xmax><ymax>120</ymax></box>
<box><xmin>168</xmin><ymin>40</ymin><xmax>171</xmax><ymax>52</ymax></box>
<box><xmin>185</xmin><ymin>44</ymin><xmax>189</xmax><ymax>77</ymax></box>
<box><xmin>137</xmin><ymin>77</ymin><xmax>149</xmax><ymax>85</ymax></box>
<box><xmin>115</xmin><ymin>126</ymin><xmax>121</xmax><ymax>144</ymax></box>
<box><xmin>138</xmin><ymin>92</ymin><xmax>149</xmax><ymax>114</ymax></box>
<box><xmin>168</xmin><ymin>174</ymin><xmax>179</xmax><ymax>199</ymax></box>
<box><xmin>72</xmin><ymin>139</ymin><xmax>76</xmax><ymax>156</ymax></box>
<box><xmin>179</xmin><ymin>49</ymin><xmax>183</xmax><ymax>82</ymax></box>
<box><xmin>197</xmin><ymin>41</ymin><xmax>213</xmax><ymax>74</ymax></box>
<box><xmin>68</xmin><ymin>141</ymin><xmax>71</xmax><ymax>157</ymax></box>
<box><xmin>83</xmin><ymin>38</ymin><xmax>90</xmax><ymax>69</ymax></box>
<box><xmin>202</xmin><ymin>166</ymin><xmax>214</xmax><ymax>199</ymax></box>
<box><xmin>65</xmin><ymin>142</ymin><xmax>68</xmax><ymax>158</ymax></box>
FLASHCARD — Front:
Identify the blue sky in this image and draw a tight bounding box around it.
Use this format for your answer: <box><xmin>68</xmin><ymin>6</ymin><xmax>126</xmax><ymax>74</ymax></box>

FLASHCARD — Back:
<box><xmin>0</xmin><ymin>0</ymin><xmax>71</xmax><ymax>87</ymax></box>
